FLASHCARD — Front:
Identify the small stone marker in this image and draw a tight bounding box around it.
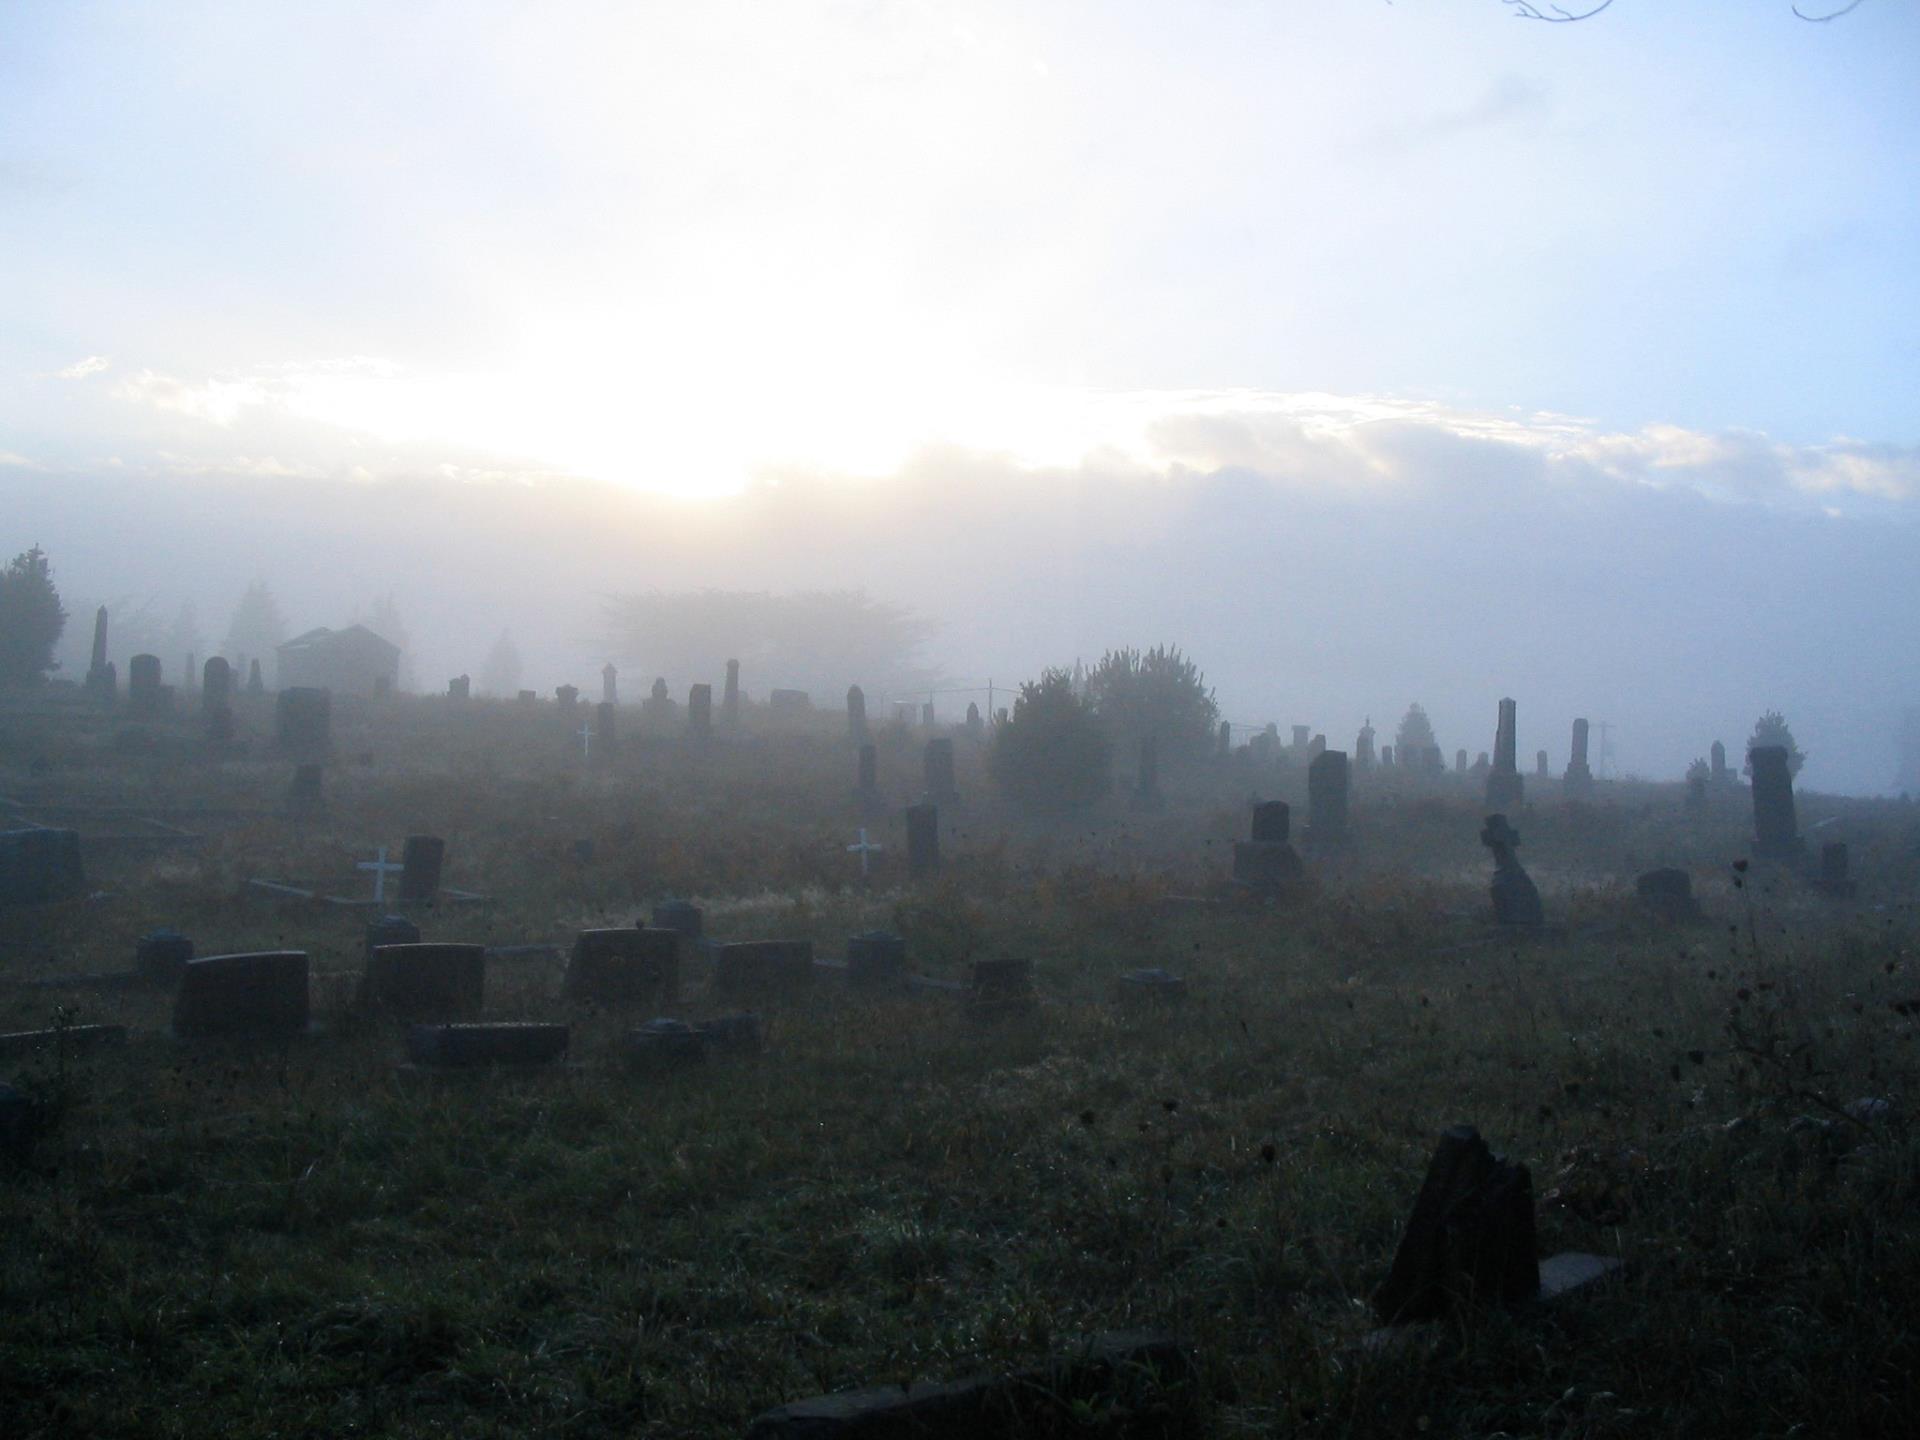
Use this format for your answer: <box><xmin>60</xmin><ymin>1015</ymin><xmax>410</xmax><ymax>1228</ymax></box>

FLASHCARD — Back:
<box><xmin>712</xmin><ymin>940</ymin><xmax>814</xmax><ymax>997</ymax></box>
<box><xmin>602</xmin><ymin>661</ymin><xmax>618</xmax><ymax>706</ymax></box>
<box><xmin>1749</xmin><ymin>745</ymin><xmax>1804</xmax><ymax>859</ymax></box>
<box><xmin>557</xmin><ymin>683</ymin><xmax>579</xmax><ymax>711</ymax></box>
<box><xmin>846</xmin><ymin>930</ymin><xmax>906</xmax><ymax>987</ymax></box>
<box><xmin>1481</xmin><ymin>814</ymin><xmax>1544</xmax><ymax>927</ymax></box>
<box><xmin>127</xmin><ymin>653</ymin><xmax>169</xmax><ymax>718</ymax></box>
<box><xmin>172</xmin><ymin>951</ymin><xmax>311</xmax><ymax>1039</ymax></box>
<box><xmin>136</xmin><ymin>928</ymin><xmax>195</xmax><ymax>984</ymax></box>
<box><xmin>1485</xmin><ymin>697</ymin><xmax>1523</xmax><ymax>812</ymax></box>
<box><xmin>624</xmin><ymin>1017</ymin><xmax>705</xmax><ymax>1069</ymax></box>
<box><xmin>364</xmin><ymin>943</ymin><xmax>485</xmax><ymax>1020</ymax></box>
<box><xmin>1232</xmin><ymin>802</ymin><xmax>1302</xmax><ymax>890</ymax></box>
<box><xmin>365</xmin><ymin>913</ymin><xmax>422</xmax><ymax>962</ymax></box>
<box><xmin>923</xmin><ymin>737</ymin><xmax>959</xmax><ymax>805</ymax></box>
<box><xmin>357</xmin><ymin>845</ymin><xmax>404</xmax><ymax>902</ymax></box>
<box><xmin>722</xmin><ymin>658</ymin><xmax>741</xmax><ymax>729</ymax></box>
<box><xmin>906</xmin><ymin>803</ymin><xmax>940</xmax><ymax>878</ymax></box>
<box><xmin>1306</xmin><ymin>749</ymin><xmax>1350</xmax><ymax>846</ymax></box>
<box><xmin>1635</xmin><ymin>867</ymin><xmax>1703</xmax><ymax>922</ymax></box>
<box><xmin>1372</xmin><ymin>1124</ymin><xmax>1539</xmax><ymax>1324</ymax></box>
<box><xmin>969</xmin><ymin>957</ymin><xmax>1035</xmax><ymax>1017</ymax></box>
<box><xmin>651</xmin><ymin>899</ymin><xmax>703</xmax><ymax>941</ymax></box>
<box><xmin>246</xmin><ymin>658</ymin><xmax>265</xmax><ymax>695</ymax></box>
<box><xmin>594</xmin><ymin>700</ymin><xmax>618</xmax><ymax>761</ymax></box>
<box><xmin>406</xmin><ymin>1022</ymin><xmax>568</xmax><ymax>1068</ymax></box>
<box><xmin>564</xmin><ymin>928</ymin><xmax>680</xmax><ymax>1005</ymax></box>
<box><xmin>275</xmin><ymin>686</ymin><xmax>333</xmax><ymax>757</ymax></box>
<box><xmin>1117</xmin><ymin>967</ymin><xmax>1187</xmax><ymax>1003</ymax></box>
<box><xmin>688</xmin><ymin>682</ymin><xmax>713</xmax><ymax>740</ymax></box>
<box><xmin>202</xmin><ymin>655</ymin><xmax>232</xmax><ymax>712</ymax></box>
<box><xmin>0</xmin><ymin>828</ymin><xmax>86</xmax><ymax>905</ymax></box>
<box><xmin>1710</xmin><ymin>739</ymin><xmax>1729</xmax><ymax>783</ymax></box>
<box><xmin>448</xmin><ymin>674</ymin><xmax>471</xmax><ymax>701</ymax></box>
<box><xmin>846</xmin><ymin>827</ymin><xmax>884</xmax><ymax>879</ymax></box>
<box><xmin>1811</xmin><ymin>841</ymin><xmax>1856</xmax><ymax>899</ymax></box>
<box><xmin>398</xmin><ymin>834</ymin><xmax>445</xmax><ymax>903</ymax></box>
<box><xmin>745</xmin><ymin>1331</ymin><xmax>1194</xmax><ymax>1440</ymax></box>
<box><xmin>847</xmin><ymin>684</ymin><xmax>868</xmax><ymax>742</ymax></box>
<box><xmin>1535</xmin><ymin>749</ymin><xmax>1548</xmax><ymax>778</ymax></box>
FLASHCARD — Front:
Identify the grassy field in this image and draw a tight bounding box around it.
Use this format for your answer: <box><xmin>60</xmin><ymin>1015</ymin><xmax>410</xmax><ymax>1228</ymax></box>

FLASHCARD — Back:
<box><xmin>4</xmin><ymin>693</ymin><xmax>1919</xmax><ymax>1437</ymax></box>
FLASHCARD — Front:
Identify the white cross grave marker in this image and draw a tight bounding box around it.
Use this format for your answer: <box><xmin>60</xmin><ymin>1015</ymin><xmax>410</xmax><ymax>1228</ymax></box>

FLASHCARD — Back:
<box><xmin>357</xmin><ymin>845</ymin><xmax>404</xmax><ymax>903</ymax></box>
<box><xmin>578</xmin><ymin>721</ymin><xmax>593</xmax><ymax>760</ymax></box>
<box><xmin>847</xmin><ymin>827</ymin><xmax>884</xmax><ymax>878</ymax></box>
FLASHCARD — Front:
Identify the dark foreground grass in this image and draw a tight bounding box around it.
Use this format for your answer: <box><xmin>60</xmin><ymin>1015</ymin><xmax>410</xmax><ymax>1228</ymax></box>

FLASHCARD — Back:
<box><xmin>4</xmin><ymin>704</ymin><xmax>1919</xmax><ymax>1437</ymax></box>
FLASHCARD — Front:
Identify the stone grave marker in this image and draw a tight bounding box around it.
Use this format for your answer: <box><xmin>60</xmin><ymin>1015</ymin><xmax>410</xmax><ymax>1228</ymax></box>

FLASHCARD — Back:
<box><xmin>846</xmin><ymin>827</ymin><xmax>883</xmax><ymax>880</ymax></box>
<box><xmin>84</xmin><ymin>605</ymin><xmax>114</xmax><ymax>704</ymax></box>
<box><xmin>651</xmin><ymin>899</ymin><xmax>703</xmax><ymax>941</ymax></box>
<box><xmin>1306</xmin><ymin>749</ymin><xmax>1350</xmax><ymax>846</ymax></box>
<box><xmin>275</xmin><ymin>686</ymin><xmax>333</xmax><ymax>757</ymax></box>
<box><xmin>364</xmin><ymin>943</ymin><xmax>485</xmax><ymax>1019</ymax></box>
<box><xmin>594</xmin><ymin>701</ymin><xmax>618</xmax><ymax>762</ymax></box>
<box><xmin>398</xmin><ymin>835</ymin><xmax>446</xmax><ymax>903</ymax></box>
<box><xmin>516</xmin><ymin>689</ymin><xmax>536</xmax><ymax>704</ymax></box>
<box><xmin>847</xmin><ymin>684</ymin><xmax>868</xmax><ymax>742</ymax></box>
<box><xmin>136</xmin><ymin>928</ymin><xmax>194</xmax><ymax>984</ymax></box>
<box><xmin>1535</xmin><ymin>749</ymin><xmax>1548</xmax><ymax>778</ymax></box>
<box><xmin>602</xmin><ymin>661</ymin><xmax>618</xmax><ymax>706</ymax></box>
<box><xmin>173</xmin><ymin>951</ymin><xmax>311</xmax><ymax>1039</ymax></box>
<box><xmin>0</xmin><ymin>828</ymin><xmax>86</xmax><ymax>905</ymax></box>
<box><xmin>722</xmin><ymin>658</ymin><xmax>741</xmax><ymax>728</ymax></box>
<box><xmin>965</xmin><ymin>702</ymin><xmax>983</xmax><ymax>740</ymax></box>
<box><xmin>406</xmin><ymin>1022</ymin><xmax>567</xmax><ymax>1068</ymax></box>
<box><xmin>1373</xmin><ymin>1124</ymin><xmax>1539</xmax><ymax>1324</ymax></box>
<box><xmin>1710</xmin><ymin>739</ymin><xmax>1729</xmax><ymax>783</ymax></box>
<box><xmin>921</xmin><ymin>701</ymin><xmax>936</xmax><ymax>728</ymax></box>
<box><xmin>712</xmin><ymin>940</ymin><xmax>814</xmax><ymax>997</ymax></box>
<box><xmin>246</xmin><ymin>658</ymin><xmax>265</xmax><ymax>695</ymax></box>
<box><xmin>1812</xmin><ymin>841</ymin><xmax>1856</xmax><ymax>898</ymax></box>
<box><xmin>906</xmin><ymin>803</ymin><xmax>940</xmax><ymax>878</ymax></box>
<box><xmin>923</xmin><ymin>738</ymin><xmax>959</xmax><ymax>805</ymax></box>
<box><xmin>846</xmin><ymin>930</ymin><xmax>906</xmax><ymax>987</ymax></box>
<box><xmin>688</xmin><ymin>683</ymin><xmax>713</xmax><ymax>740</ymax></box>
<box><xmin>202</xmin><ymin>655</ymin><xmax>232</xmax><ymax>712</ymax></box>
<box><xmin>127</xmin><ymin>653</ymin><xmax>168</xmax><ymax>718</ymax></box>
<box><xmin>1232</xmin><ymin>801</ymin><xmax>1302</xmax><ymax>890</ymax></box>
<box><xmin>1635</xmin><ymin>867</ymin><xmax>1704</xmax><ymax>923</ymax></box>
<box><xmin>1563</xmin><ymin>717</ymin><xmax>1594</xmax><ymax>799</ymax></box>
<box><xmin>1480</xmin><ymin>814</ymin><xmax>1544</xmax><ymax>927</ymax></box>
<box><xmin>1749</xmin><ymin>745</ymin><xmax>1804</xmax><ymax>859</ymax></box>
<box><xmin>287</xmin><ymin>763</ymin><xmax>325</xmax><ymax>814</ymax></box>
<box><xmin>365</xmin><ymin>913</ymin><xmax>422</xmax><ymax>962</ymax></box>
<box><xmin>1355</xmin><ymin>717</ymin><xmax>1376</xmax><ymax>768</ymax></box>
<box><xmin>554</xmin><ymin>683</ymin><xmax>579</xmax><ymax>714</ymax></box>
<box><xmin>769</xmin><ymin>688</ymin><xmax>811</xmax><ymax>714</ymax></box>
<box><xmin>969</xmin><ymin>957</ymin><xmax>1036</xmax><ymax>1017</ymax></box>
<box><xmin>564</xmin><ymin>928</ymin><xmax>680</xmax><ymax>1005</ymax></box>
<box><xmin>1116</xmin><ymin>967</ymin><xmax>1187</xmax><ymax>1003</ymax></box>
<box><xmin>856</xmin><ymin>743</ymin><xmax>880</xmax><ymax>808</ymax></box>
<box><xmin>1485</xmin><ymin>698</ymin><xmax>1523</xmax><ymax>812</ymax></box>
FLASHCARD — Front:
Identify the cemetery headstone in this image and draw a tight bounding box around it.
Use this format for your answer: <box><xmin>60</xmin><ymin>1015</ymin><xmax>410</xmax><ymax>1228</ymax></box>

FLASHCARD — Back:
<box><xmin>0</xmin><ymin>828</ymin><xmax>86</xmax><ymax>905</ymax></box>
<box><xmin>275</xmin><ymin>686</ymin><xmax>332</xmax><ymax>758</ymax></box>
<box><xmin>1710</xmin><ymin>739</ymin><xmax>1729</xmax><ymax>783</ymax></box>
<box><xmin>556</xmin><ymin>683</ymin><xmax>579</xmax><ymax>711</ymax></box>
<box><xmin>1372</xmin><ymin>1124</ymin><xmax>1539</xmax><ymax>1324</ymax></box>
<box><xmin>906</xmin><ymin>803</ymin><xmax>940</xmax><ymax>877</ymax></box>
<box><xmin>856</xmin><ymin>743</ymin><xmax>880</xmax><ymax>807</ymax></box>
<box><xmin>847</xmin><ymin>930</ymin><xmax>906</xmax><ymax>987</ymax></box>
<box><xmin>769</xmin><ymin>688</ymin><xmax>812</xmax><ymax>714</ymax></box>
<box><xmin>1749</xmin><ymin>745</ymin><xmax>1804</xmax><ymax>859</ymax></box>
<box><xmin>625</xmin><ymin>1017</ymin><xmax>706</xmax><ymax>1069</ymax></box>
<box><xmin>1485</xmin><ymin>697</ymin><xmax>1523</xmax><ymax>812</ymax></box>
<box><xmin>246</xmin><ymin>658</ymin><xmax>265</xmax><ymax>695</ymax></box>
<box><xmin>970</xmin><ymin>958</ymin><xmax>1036</xmax><ymax>1017</ymax></box>
<box><xmin>136</xmin><ymin>928</ymin><xmax>194</xmax><ymax>984</ymax></box>
<box><xmin>564</xmin><ymin>928</ymin><xmax>680</xmax><ymax>1006</ymax></box>
<box><xmin>172</xmin><ymin>951</ymin><xmax>310</xmax><ymax>1039</ymax></box>
<box><xmin>1480</xmin><ymin>814</ymin><xmax>1544</xmax><ymax>926</ymax></box>
<box><xmin>1635</xmin><ymin>868</ymin><xmax>1704</xmax><ymax>923</ymax></box>
<box><xmin>923</xmin><ymin>738</ymin><xmax>959</xmax><ymax>805</ymax></box>
<box><xmin>1686</xmin><ymin>769</ymin><xmax>1709</xmax><ymax>814</ymax></box>
<box><xmin>1563</xmin><ymin>717</ymin><xmax>1594</xmax><ymax>799</ymax></box>
<box><xmin>722</xmin><ymin>659</ymin><xmax>741</xmax><ymax>728</ymax></box>
<box><xmin>602</xmin><ymin>661</ymin><xmax>618</xmax><ymax>706</ymax></box>
<box><xmin>84</xmin><ymin>605</ymin><xmax>114</xmax><ymax>704</ymax></box>
<box><xmin>365</xmin><ymin>913</ymin><xmax>422</xmax><ymax>963</ymax></box>
<box><xmin>127</xmin><ymin>653</ymin><xmax>168</xmax><ymax>718</ymax></box>
<box><xmin>1455</xmin><ymin>748</ymin><xmax>1468</xmax><ymax>775</ymax></box>
<box><xmin>202</xmin><ymin>655</ymin><xmax>232</xmax><ymax>712</ymax></box>
<box><xmin>1292</xmin><ymin>725</ymin><xmax>1311</xmax><ymax>751</ymax></box>
<box><xmin>1535</xmin><ymin>749</ymin><xmax>1548</xmax><ymax>778</ymax></box>
<box><xmin>516</xmin><ymin>689</ymin><xmax>536</xmax><ymax>704</ymax></box>
<box><xmin>1812</xmin><ymin>841</ymin><xmax>1856</xmax><ymax>899</ymax></box>
<box><xmin>287</xmin><ymin>764</ymin><xmax>324</xmax><ymax>813</ymax></box>
<box><xmin>594</xmin><ymin>701</ymin><xmax>618</xmax><ymax>762</ymax></box>
<box><xmin>847</xmin><ymin>685</ymin><xmax>868</xmax><ymax>742</ymax></box>
<box><xmin>1381</xmin><ymin>744</ymin><xmax>1394</xmax><ymax>767</ymax></box>
<box><xmin>398</xmin><ymin>834</ymin><xmax>446</xmax><ymax>903</ymax></box>
<box><xmin>1232</xmin><ymin>802</ymin><xmax>1302</xmax><ymax>890</ymax></box>
<box><xmin>651</xmin><ymin>899</ymin><xmax>704</xmax><ymax>940</ymax></box>
<box><xmin>921</xmin><ymin>701</ymin><xmax>936</xmax><ymax>728</ymax></box>
<box><xmin>712</xmin><ymin>940</ymin><xmax>814</xmax><ymax>997</ymax></box>
<box><xmin>1306</xmin><ymin>749</ymin><xmax>1351</xmax><ymax>845</ymax></box>
<box><xmin>689</xmin><ymin>683</ymin><xmax>713</xmax><ymax>740</ymax></box>
<box><xmin>406</xmin><ymin>1023</ymin><xmax>567</xmax><ymax>1068</ymax></box>
<box><xmin>447</xmin><ymin>673</ymin><xmax>469</xmax><ymax>701</ymax></box>
<box><xmin>364</xmin><ymin>943</ymin><xmax>486</xmax><ymax>1020</ymax></box>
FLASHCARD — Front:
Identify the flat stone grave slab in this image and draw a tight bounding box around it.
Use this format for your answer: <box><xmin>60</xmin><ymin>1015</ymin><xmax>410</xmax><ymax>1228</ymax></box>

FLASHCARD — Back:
<box><xmin>711</xmin><ymin>940</ymin><xmax>814</xmax><ymax>997</ymax></box>
<box><xmin>746</xmin><ymin>1330</ymin><xmax>1194</xmax><ymax>1440</ymax></box>
<box><xmin>564</xmin><ymin>928</ymin><xmax>680</xmax><ymax>1005</ymax></box>
<box><xmin>846</xmin><ymin>930</ymin><xmax>907</xmax><ymax>986</ymax></box>
<box><xmin>1117</xmin><ymin>967</ymin><xmax>1188</xmax><ymax>1003</ymax></box>
<box><xmin>0</xmin><ymin>1024</ymin><xmax>129</xmax><ymax>1061</ymax></box>
<box><xmin>363</xmin><ymin>943</ymin><xmax>486</xmax><ymax>1020</ymax></box>
<box><xmin>406</xmin><ymin>1023</ymin><xmax>569</xmax><ymax>1068</ymax></box>
<box><xmin>172</xmin><ymin>952</ymin><xmax>311</xmax><ymax>1039</ymax></box>
<box><xmin>624</xmin><ymin>1018</ymin><xmax>705</xmax><ymax>1069</ymax></box>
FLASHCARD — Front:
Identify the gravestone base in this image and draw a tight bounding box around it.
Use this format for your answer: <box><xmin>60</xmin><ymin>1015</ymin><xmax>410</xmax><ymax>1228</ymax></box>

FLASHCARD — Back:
<box><xmin>968</xmin><ymin>958</ymin><xmax>1037</xmax><ymax>1019</ymax></box>
<box><xmin>1373</xmin><ymin>1124</ymin><xmax>1539</xmax><ymax>1325</ymax></box>
<box><xmin>172</xmin><ymin>952</ymin><xmax>312</xmax><ymax>1040</ymax></box>
<box><xmin>1231</xmin><ymin>840</ymin><xmax>1303</xmax><ymax>891</ymax></box>
<box><xmin>846</xmin><ymin>931</ymin><xmax>907</xmax><ymax>987</ymax></box>
<box><xmin>0</xmin><ymin>827</ymin><xmax>87</xmax><ymax>906</ymax></box>
<box><xmin>363</xmin><ymin>943</ymin><xmax>486</xmax><ymax>1020</ymax></box>
<box><xmin>625</xmin><ymin>1018</ymin><xmax>705</xmax><ymax>1070</ymax></box>
<box><xmin>1635</xmin><ymin>868</ymin><xmax>1704</xmax><ymax>924</ymax></box>
<box><xmin>564</xmin><ymin>928</ymin><xmax>680</xmax><ymax>1006</ymax></box>
<box><xmin>406</xmin><ymin>1023</ymin><xmax>569</xmax><ymax>1068</ymax></box>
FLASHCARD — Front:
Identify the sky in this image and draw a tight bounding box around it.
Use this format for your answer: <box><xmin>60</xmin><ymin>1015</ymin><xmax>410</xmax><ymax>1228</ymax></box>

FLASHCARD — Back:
<box><xmin>3</xmin><ymin>1</ymin><xmax>1918</xmax><ymax>791</ymax></box>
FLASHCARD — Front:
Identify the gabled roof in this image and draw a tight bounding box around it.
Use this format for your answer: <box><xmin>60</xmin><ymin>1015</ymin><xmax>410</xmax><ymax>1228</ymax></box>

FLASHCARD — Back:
<box><xmin>276</xmin><ymin>624</ymin><xmax>400</xmax><ymax>658</ymax></box>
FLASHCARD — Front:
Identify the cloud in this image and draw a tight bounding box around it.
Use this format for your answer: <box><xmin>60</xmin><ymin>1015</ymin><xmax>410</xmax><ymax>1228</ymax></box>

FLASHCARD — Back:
<box><xmin>0</xmin><ymin>451</ymin><xmax>37</xmax><ymax>469</ymax></box>
<box><xmin>1371</xmin><ymin>73</ymin><xmax>1553</xmax><ymax>152</ymax></box>
<box><xmin>55</xmin><ymin>355</ymin><xmax>111</xmax><ymax>381</ymax></box>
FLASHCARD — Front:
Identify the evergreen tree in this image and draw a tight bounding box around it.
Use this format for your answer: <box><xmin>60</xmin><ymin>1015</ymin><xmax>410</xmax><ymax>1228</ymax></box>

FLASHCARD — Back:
<box><xmin>1395</xmin><ymin>702</ymin><xmax>1439</xmax><ymax>759</ymax></box>
<box><xmin>222</xmin><ymin>580</ymin><xmax>287</xmax><ymax>675</ymax></box>
<box><xmin>0</xmin><ymin>545</ymin><xmax>68</xmax><ymax>686</ymax></box>
<box><xmin>1084</xmin><ymin>645</ymin><xmax>1218</xmax><ymax>762</ymax></box>
<box><xmin>988</xmin><ymin>668</ymin><xmax>1111</xmax><ymax>812</ymax></box>
<box><xmin>1745</xmin><ymin>710</ymin><xmax>1806</xmax><ymax>778</ymax></box>
<box><xmin>479</xmin><ymin>629</ymin><xmax>523</xmax><ymax>696</ymax></box>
